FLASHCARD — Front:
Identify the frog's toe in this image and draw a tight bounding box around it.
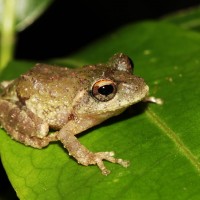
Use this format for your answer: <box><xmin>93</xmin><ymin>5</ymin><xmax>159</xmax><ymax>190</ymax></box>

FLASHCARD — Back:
<box><xmin>93</xmin><ymin>151</ymin><xmax>130</xmax><ymax>175</ymax></box>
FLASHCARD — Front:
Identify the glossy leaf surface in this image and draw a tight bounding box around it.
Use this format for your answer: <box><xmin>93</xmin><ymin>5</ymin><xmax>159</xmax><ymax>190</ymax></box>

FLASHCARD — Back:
<box><xmin>1</xmin><ymin>10</ymin><xmax>200</xmax><ymax>200</ymax></box>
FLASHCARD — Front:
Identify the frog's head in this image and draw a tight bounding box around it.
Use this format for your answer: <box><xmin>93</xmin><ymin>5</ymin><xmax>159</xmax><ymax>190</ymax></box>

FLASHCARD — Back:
<box><xmin>74</xmin><ymin>53</ymin><xmax>149</xmax><ymax>118</ymax></box>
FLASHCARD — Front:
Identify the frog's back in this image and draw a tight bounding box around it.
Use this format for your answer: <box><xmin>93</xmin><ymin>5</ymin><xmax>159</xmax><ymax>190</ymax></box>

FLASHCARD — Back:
<box><xmin>16</xmin><ymin>64</ymin><xmax>77</xmax><ymax>101</ymax></box>
<box><xmin>23</xmin><ymin>64</ymin><xmax>71</xmax><ymax>82</ymax></box>
<box><xmin>15</xmin><ymin>64</ymin><xmax>81</xmax><ymax>128</ymax></box>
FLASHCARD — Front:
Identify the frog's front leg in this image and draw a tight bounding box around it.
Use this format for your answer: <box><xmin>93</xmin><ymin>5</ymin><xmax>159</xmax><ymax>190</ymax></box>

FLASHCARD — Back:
<box><xmin>0</xmin><ymin>99</ymin><xmax>58</xmax><ymax>148</ymax></box>
<box><xmin>57</xmin><ymin>119</ymin><xmax>129</xmax><ymax>175</ymax></box>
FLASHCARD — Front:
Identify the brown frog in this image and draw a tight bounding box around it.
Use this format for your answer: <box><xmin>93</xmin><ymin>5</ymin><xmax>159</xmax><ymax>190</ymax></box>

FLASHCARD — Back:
<box><xmin>0</xmin><ymin>53</ymin><xmax>149</xmax><ymax>175</ymax></box>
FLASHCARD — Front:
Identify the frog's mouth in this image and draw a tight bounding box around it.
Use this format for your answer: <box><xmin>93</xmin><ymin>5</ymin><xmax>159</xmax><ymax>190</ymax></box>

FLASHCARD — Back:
<box><xmin>134</xmin><ymin>84</ymin><xmax>149</xmax><ymax>102</ymax></box>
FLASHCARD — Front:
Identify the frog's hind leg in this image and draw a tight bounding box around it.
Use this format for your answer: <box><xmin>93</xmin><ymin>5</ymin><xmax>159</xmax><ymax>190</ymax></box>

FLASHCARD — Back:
<box><xmin>0</xmin><ymin>99</ymin><xmax>58</xmax><ymax>148</ymax></box>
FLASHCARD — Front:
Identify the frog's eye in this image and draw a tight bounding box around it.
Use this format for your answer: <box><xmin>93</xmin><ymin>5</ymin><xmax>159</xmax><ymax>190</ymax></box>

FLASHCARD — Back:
<box><xmin>109</xmin><ymin>53</ymin><xmax>134</xmax><ymax>73</ymax></box>
<box><xmin>92</xmin><ymin>80</ymin><xmax>117</xmax><ymax>102</ymax></box>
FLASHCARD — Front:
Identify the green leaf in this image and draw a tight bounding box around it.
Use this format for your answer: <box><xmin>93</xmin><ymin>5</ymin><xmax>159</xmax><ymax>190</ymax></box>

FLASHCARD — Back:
<box><xmin>0</xmin><ymin>0</ymin><xmax>53</xmax><ymax>71</ymax></box>
<box><xmin>1</xmin><ymin>19</ymin><xmax>200</xmax><ymax>200</ymax></box>
<box><xmin>164</xmin><ymin>7</ymin><xmax>200</xmax><ymax>32</ymax></box>
<box><xmin>0</xmin><ymin>0</ymin><xmax>53</xmax><ymax>31</ymax></box>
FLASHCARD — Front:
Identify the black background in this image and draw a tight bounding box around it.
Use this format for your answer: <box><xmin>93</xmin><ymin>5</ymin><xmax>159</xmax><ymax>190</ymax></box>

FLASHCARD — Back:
<box><xmin>1</xmin><ymin>0</ymin><xmax>200</xmax><ymax>199</ymax></box>
<box><xmin>15</xmin><ymin>0</ymin><xmax>200</xmax><ymax>61</ymax></box>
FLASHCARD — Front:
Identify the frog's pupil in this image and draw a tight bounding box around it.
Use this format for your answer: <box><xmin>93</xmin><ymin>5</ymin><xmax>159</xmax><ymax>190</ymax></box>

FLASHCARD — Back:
<box><xmin>98</xmin><ymin>85</ymin><xmax>114</xmax><ymax>96</ymax></box>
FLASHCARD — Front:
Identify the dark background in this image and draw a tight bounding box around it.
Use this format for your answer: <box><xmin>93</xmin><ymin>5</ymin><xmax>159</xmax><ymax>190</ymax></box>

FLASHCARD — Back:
<box><xmin>1</xmin><ymin>0</ymin><xmax>200</xmax><ymax>199</ymax></box>
<box><xmin>15</xmin><ymin>0</ymin><xmax>200</xmax><ymax>61</ymax></box>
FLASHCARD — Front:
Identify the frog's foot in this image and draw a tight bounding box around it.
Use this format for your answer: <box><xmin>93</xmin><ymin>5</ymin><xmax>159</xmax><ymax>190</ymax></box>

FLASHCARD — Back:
<box><xmin>80</xmin><ymin>151</ymin><xmax>130</xmax><ymax>175</ymax></box>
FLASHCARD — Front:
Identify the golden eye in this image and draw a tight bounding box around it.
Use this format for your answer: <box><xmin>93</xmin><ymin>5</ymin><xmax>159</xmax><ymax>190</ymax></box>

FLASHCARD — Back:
<box><xmin>92</xmin><ymin>80</ymin><xmax>117</xmax><ymax>102</ymax></box>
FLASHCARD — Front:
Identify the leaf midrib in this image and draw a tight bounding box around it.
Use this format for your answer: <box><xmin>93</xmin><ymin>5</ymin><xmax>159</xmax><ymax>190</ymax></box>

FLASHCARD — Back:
<box><xmin>146</xmin><ymin>108</ymin><xmax>200</xmax><ymax>173</ymax></box>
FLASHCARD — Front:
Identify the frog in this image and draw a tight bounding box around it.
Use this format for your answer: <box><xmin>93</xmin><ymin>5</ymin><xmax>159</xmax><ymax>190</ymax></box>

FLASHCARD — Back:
<box><xmin>0</xmin><ymin>53</ymin><xmax>149</xmax><ymax>175</ymax></box>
